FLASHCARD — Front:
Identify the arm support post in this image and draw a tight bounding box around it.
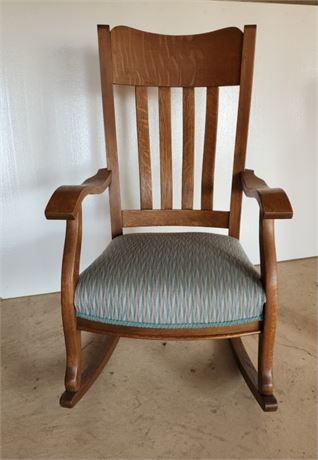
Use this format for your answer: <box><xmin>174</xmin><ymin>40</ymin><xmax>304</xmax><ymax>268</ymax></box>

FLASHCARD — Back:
<box><xmin>241</xmin><ymin>169</ymin><xmax>293</xmax><ymax>395</ymax></box>
<box><xmin>60</xmin><ymin>212</ymin><xmax>82</xmax><ymax>391</ymax></box>
<box><xmin>45</xmin><ymin>169</ymin><xmax>112</xmax><ymax>391</ymax></box>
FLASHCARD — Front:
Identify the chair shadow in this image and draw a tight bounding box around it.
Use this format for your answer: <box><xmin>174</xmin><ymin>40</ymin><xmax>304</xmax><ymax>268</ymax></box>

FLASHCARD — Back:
<box><xmin>2</xmin><ymin>327</ymin><xmax>101</xmax><ymax>395</ymax></box>
<box><xmin>145</xmin><ymin>338</ymin><xmax>242</xmax><ymax>390</ymax></box>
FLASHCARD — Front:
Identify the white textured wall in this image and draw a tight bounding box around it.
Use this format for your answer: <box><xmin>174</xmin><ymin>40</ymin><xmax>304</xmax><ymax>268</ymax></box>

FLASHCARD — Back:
<box><xmin>1</xmin><ymin>1</ymin><xmax>317</xmax><ymax>298</ymax></box>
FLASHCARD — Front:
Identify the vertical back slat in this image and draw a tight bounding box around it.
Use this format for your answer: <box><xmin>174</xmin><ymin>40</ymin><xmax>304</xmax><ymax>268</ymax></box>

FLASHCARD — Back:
<box><xmin>229</xmin><ymin>25</ymin><xmax>256</xmax><ymax>238</ymax></box>
<box><xmin>102</xmin><ymin>24</ymin><xmax>255</xmax><ymax>231</ymax></box>
<box><xmin>97</xmin><ymin>25</ymin><xmax>122</xmax><ymax>237</ymax></box>
<box><xmin>182</xmin><ymin>87</ymin><xmax>195</xmax><ymax>209</ymax></box>
<box><xmin>135</xmin><ymin>86</ymin><xmax>153</xmax><ymax>209</ymax></box>
<box><xmin>159</xmin><ymin>87</ymin><xmax>173</xmax><ymax>209</ymax></box>
<box><xmin>201</xmin><ymin>87</ymin><xmax>219</xmax><ymax>210</ymax></box>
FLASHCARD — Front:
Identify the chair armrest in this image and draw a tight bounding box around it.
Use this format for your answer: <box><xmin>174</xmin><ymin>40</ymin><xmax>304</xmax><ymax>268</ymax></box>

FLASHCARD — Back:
<box><xmin>240</xmin><ymin>169</ymin><xmax>293</xmax><ymax>219</ymax></box>
<box><xmin>45</xmin><ymin>168</ymin><xmax>112</xmax><ymax>220</ymax></box>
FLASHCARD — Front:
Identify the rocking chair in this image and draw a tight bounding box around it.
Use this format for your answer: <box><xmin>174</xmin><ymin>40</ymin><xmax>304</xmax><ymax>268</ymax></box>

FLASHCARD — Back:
<box><xmin>45</xmin><ymin>25</ymin><xmax>293</xmax><ymax>410</ymax></box>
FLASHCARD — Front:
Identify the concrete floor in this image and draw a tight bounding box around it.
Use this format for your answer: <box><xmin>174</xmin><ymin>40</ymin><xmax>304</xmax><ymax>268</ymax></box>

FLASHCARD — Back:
<box><xmin>1</xmin><ymin>258</ymin><xmax>317</xmax><ymax>459</ymax></box>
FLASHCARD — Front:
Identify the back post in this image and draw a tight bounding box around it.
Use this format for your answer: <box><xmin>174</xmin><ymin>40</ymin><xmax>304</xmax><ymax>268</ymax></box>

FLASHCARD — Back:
<box><xmin>229</xmin><ymin>25</ymin><xmax>256</xmax><ymax>239</ymax></box>
<box><xmin>97</xmin><ymin>25</ymin><xmax>122</xmax><ymax>238</ymax></box>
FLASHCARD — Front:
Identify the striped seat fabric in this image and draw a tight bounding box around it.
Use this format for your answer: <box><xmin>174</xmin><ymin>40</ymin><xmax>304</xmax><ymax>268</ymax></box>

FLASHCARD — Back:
<box><xmin>74</xmin><ymin>232</ymin><xmax>265</xmax><ymax>328</ymax></box>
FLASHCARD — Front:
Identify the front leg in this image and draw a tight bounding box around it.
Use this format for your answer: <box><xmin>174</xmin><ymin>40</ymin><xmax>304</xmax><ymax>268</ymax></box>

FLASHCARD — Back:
<box><xmin>258</xmin><ymin>218</ymin><xmax>278</xmax><ymax>395</ymax></box>
<box><xmin>61</xmin><ymin>213</ymin><xmax>82</xmax><ymax>391</ymax></box>
<box><xmin>229</xmin><ymin>218</ymin><xmax>279</xmax><ymax>410</ymax></box>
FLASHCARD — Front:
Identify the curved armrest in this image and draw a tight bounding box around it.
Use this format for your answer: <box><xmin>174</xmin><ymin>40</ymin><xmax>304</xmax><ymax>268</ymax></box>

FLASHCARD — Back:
<box><xmin>45</xmin><ymin>168</ymin><xmax>112</xmax><ymax>220</ymax></box>
<box><xmin>241</xmin><ymin>169</ymin><xmax>293</xmax><ymax>220</ymax></box>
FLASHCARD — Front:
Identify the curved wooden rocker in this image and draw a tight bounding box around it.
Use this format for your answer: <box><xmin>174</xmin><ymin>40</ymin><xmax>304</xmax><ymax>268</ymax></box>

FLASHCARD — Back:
<box><xmin>45</xmin><ymin>25</ymin><xmax>292</xmax><ymax>410</ymax></box>
<box><xmin>230</xmin><ymin>337</ymin><xmax>278</xmax><ymax>412</ymax></box>
<box><xmin>60</xmin><ymin>334</ymin><xmax>119</xmax><ymax>408</ymax></box>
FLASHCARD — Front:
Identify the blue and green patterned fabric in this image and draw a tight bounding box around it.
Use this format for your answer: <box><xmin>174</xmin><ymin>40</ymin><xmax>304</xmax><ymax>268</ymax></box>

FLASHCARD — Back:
<box><xmin>74</xmin><ymin>232</ymin><xmax>265</xmax><ymax>328</ymax></box>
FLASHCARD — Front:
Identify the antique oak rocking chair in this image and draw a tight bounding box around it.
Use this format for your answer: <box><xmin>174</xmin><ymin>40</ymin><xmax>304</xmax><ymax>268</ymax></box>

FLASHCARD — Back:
<box><xmin>45</xmin><ymin>25</ymin><xmax>293</xmax><ymax>410</ymax></box>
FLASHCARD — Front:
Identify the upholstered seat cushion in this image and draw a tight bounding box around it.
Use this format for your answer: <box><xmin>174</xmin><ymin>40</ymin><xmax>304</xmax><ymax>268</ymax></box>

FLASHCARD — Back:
<box><xmin>74</xmin><ymin>232</ymin><xmax>265</xmax><ymax>328</ymax></box>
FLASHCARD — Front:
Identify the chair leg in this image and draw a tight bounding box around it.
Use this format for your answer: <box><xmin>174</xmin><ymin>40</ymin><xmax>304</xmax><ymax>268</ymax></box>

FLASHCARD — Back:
<box><xmin>58</xmin><ymin>214</ymin><xmax>119</xmax><ymax>408</ymax></box>
<box><xmin>229</xmin><ymin>336</ymin><xmax>278</xmax><ymax>412</ymax></box>
<box><xmin>64</xmin><ymin>327</ymin><xmax>82</xmax><ymax>392</ymax></box>
<box><xmin>258</xmin><ymin>328</ymin><xmax>275</xmax><ymax>396</ymax></box>
<box><xmin>60</xmin><ymin>333</ymin><xmax>119</xmax><ymax>408</ymax></box>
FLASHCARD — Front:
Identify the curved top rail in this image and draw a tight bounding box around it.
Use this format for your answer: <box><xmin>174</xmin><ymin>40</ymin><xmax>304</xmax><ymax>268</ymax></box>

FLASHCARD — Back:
<box><xmin>108</xmin><ymin>25</ymin><xmax>244</xmax><ymax>86</ymax></box>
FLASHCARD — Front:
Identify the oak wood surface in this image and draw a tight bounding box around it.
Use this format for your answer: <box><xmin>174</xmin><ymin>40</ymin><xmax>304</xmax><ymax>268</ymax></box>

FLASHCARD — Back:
<box><xmin>111</xmin><ymin>26</ymin><xmax>243</xmax><ymax>87</ymax></box>
<box><xmin>159</xmin><ymin>87</ymin><xmax>173</xmax><ymax>209</ymax></box>
<box><xmin>45</xmin><ymin>169</ymin><xmax>111</xmax><ymax>220</ymax></box>
<box><xmin>60</xmin><ymin>212</ymin><xmax>82</xmax><ymax>392</ymax></box>
<box><xmin>98</xmin><ymin>25</ymin><xmax>122</xmax><ymax>238</ymax></box>
<box><xmin>240</xmin><ymin>170</ymin><xmax>292</xmax><ymax>396</ymax></box>
<box><xmin>122</xmin><ymin>209</ymin><xmax>230</xmax><ymax>228</ymax></box>
<box><xmin>229</xmin><ymin>25</ymin><xmax>256</xmax><ymax>238</ymax></box>
<box><xmin>60</xmin><ymin>335</ymin><xmax>119</xmax><ymax>408</ymax></box>
<box><xmin>182</xmin><ymin>87</ymin><xmax>195</xmax><ymax>209</ymax></box>
<box><xmin>230</xmin><ymin>337</ymin><xmax>278</xmax><ymax>411</ymax></box>
<box><xmin>201</xmin><ymin>87</ymin><xmax>219</xmax><ymax>210</ymax></box>
<box><xmin>77</xmin><ymin>317</ymin><xmax>261</xmax><ymax>341</ymax></box>
<box><xmin>258</xmin><ymin>218</ymin><xmax>278</xmax><ymax>395</ymax></box>
<box><xmin>240</xmin><ymin>169</ymin><xmax>292</xmax><ymax>396</ymax></box>
<box><xmin>135</xmin><ymin>86</ymin><xmax>153</xmax><ymax>209</ymax></box>
<box><xmin>45</xmin><ymin>24</ymin><xmax>294</xmax><ymax>411</ymax></box>
<box><xmin>241</xmin><ymin>169</ymin><xmax>293</xmax><ymax>219</ymax></box>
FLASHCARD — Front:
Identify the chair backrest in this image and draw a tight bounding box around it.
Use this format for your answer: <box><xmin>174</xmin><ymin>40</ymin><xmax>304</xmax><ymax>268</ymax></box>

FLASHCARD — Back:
<box><xmin>97</xmin><ymin>25</ymin><xmax>256</xmax><ymax>239</ymax></box>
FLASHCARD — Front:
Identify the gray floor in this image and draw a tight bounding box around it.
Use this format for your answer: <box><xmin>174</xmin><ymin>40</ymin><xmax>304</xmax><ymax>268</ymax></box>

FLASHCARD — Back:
<box><xmin>1</xmin><ymin>258</ymin><xmax>317</xmax><ymax>459</ymax></box>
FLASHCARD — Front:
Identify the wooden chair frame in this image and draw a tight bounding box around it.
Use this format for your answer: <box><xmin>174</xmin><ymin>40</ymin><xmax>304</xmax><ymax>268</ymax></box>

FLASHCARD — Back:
<box><xmin>45</xmin><ymin>25</ymin><xmax>293</xmax><ymax>410</ymax></box>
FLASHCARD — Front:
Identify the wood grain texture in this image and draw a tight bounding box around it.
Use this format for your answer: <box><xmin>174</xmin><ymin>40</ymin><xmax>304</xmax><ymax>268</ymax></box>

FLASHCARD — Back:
<box><xmin>230</xmin><ymin>337</ymin><xmax>278</xmax><ymax>411</ymax></box>
<box><xmin>122</xmin><ymin>209</ymin><xmax>229</xmax><ymax>228</ymax></box>
<box><xmin>135</xmin><ymin>86</ymin><xmax>153</xmax><ymax>209</ymax></box>
<box><xmin>159</xmin><ymin>87</ymin><xmax>173</xmax><ymax>209</ymax></box>
<box><xmin>61</xmin><ymin>212</ymin><xmax>82</xmax><ymax>392</ymax></box>
<box><xmin>60</xmin><ymin>335</ymin><xmax>119</xmax><ymax>408</ymax></box>
<box><xmin>239</xmin><ymin>169</ymin><xmax>292</xmax><ymax>396</ymax></box>
<box><xmin>182</xmin><ymin>87</ymin><xmax>195</xmax><ymax>209</ymax></box>
<box><xmin>241</xmin><ymin>169</ymin><xmax>293</xmax><ymax>219</ymax></box>
<box><xmin>45</xmin><ymin>169</ymin><xmax>112</xmax><ymax>220</ymax></box>
<box><xmin>111</xmin><ymin>26</ymin><xmax>243</xmax><ymax>87</ymax></box>
<box><xmin>98</xmin><ymin>25</ymin><xmax>122</xmax><ymax>237</ymax></box>
<box><xmin>201</xmin><ymin>87</ymin><xmax>219</xmax><ymax>210</ymax></box>
<box><xmin>77</xmin><ymin>317</ymin><xmax>261</xmax><ymax>340</ymax></box>
<box><xmin>258</xmin><ymin>218</ymin><xmax>278</xmax><ymax>395</ymax></box>
<box><xmin>45</xmin><ymin>24</ymin><xmax>294</xmax><ymax>410</ymax></box>
<box><xmin>229</xmin><ymin>25</ymin><xmax>256</xmax><ymax>238</ymax></box>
